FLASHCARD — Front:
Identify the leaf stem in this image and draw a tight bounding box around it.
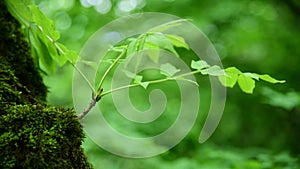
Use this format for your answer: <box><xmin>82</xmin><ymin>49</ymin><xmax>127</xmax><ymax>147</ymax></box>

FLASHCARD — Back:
<box><xmin>173</xmin><ymin>69</ymin><xmax>202</xmax><ymax>78</ymax></box>
<box><xmin>54</xmin><ymin>42</ymin><xmax>96</xmax><ymax>93</ymax></box>
<box><xmin>71</xmin><ymin>62</ymin><xmax>96</xmax><ymax>92</ymax></box>
<box><xmin>148</xmin><ymin>19</ymin><xmax>189</xmax><ymax>32</ymax></box>
<box><xmin>96</xmin><ymin>48</ymin><xmax>127</xmax><ymax>95</ymax></box>
<box><xmin>100</xmin><ymin>69</ymin><xmax>201</xmax><ymax>97</ymax></box>
<box><xmin>78</xmin><ymin>48</ymin><xmax>128</xmax><ymax>120</ymax></box>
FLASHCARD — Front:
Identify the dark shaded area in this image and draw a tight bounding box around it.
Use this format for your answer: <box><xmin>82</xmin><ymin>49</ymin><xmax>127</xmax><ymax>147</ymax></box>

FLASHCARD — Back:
<box><xmin>0</xmin><ymin>3</ymin><xmax>47</xmax><ymax>102</ymax></box>
<box><xmin>0</xmin><ymin>1</ymin><xmax>92</xmax><ymax>168</ymax></box>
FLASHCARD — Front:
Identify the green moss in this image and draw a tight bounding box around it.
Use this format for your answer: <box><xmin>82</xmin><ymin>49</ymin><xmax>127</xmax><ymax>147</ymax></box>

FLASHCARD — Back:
<box><xmin>0</xmin><ymin>1</ymin><xmax>93</xmax><ymax>168</ymax></box>
<box><xmin>0</xmin><ymin>59</ymin><xmax>22</xmax><ymax>105</ymax></box>
<box><xmin>0</xmin><ymin>104</ymin><xmax>92</xmax><ymax>169</ymax></box>
<box><xmin>0</xmin><ymin>57</ymin><xmax>39</xmax><ymax>106</ymax></box>
<box><xmin>0</xmin><ymin>0</ymin><xmax>47</xmax><ymax>102</ymax></box>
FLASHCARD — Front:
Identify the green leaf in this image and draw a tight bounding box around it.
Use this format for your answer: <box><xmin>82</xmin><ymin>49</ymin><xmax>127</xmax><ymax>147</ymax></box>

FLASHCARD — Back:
<box><xmin>201</xmin><ymin>65</ymin><xmax>225</xmax><ymax>76</ymax></box>
<box><xmin>127</xmin><ymin>38</ymin><xmax>138</xmax><ymax>56</ymax></box>
<box><xmin>140</xmin><ymin>82</ymin><xmax>150</xmax><ymax>89</ymax></box>
<box><xmin>165</xmin><ymin>34</ymin><xmax>189</xmax><ymax>50</ymax></box>
<box><xmin>126</xmin><ymin>34</ymin><xmax>147</xmax><ymax>56</ymax></box>
<box><xmin>218</xmin><ymin>68</ymin><xmax>285</xmax><ymax>93</ymax></box>
<box><xmin>6</xmin><ymin>0</ymin><xmax>34</xmax><ymax>24</ymax></box>
<box><xmin>137</xmin><ymin>34</ymin><xmax>147</xmax><ymax>51</ymax></box>
<box><xmin>124</xmin><ymin>71</ymin><xmax>145</xmax><ymax>85</ymax></box>
<box><xmin>149</xmin><ymin>19</ymin><xmax>188</xmax><ymax>32</ymax></box>
<box><xmin>238</xmin><ymin>73</ymin><xmax>256</xmax><ymax>94</ymax></box>
<box><xmin>146</xmin><ymin>32</ymin><xmax>179</xmax><ymax>57</ymax></box>
<box><xmin>54</xmin><ymin>43</ymin><xmax>68</xmax><ymax>66</ymax></box>
<box><xmin>30</xmin><ymin>11</ymin><xmax>62</xmax><ymax>66</ymax></box>
<box><xmin>145</xmin><ymin>43</ymin><xmax>160</xmax><ymax>63</ymax></box>
<box><xmin>28</xmin><ymin>5</ymin><xmax>60</xmax><ymax>41</ymax></box>
<box><xmin>160</xmin><ymin>63</ymin><xmax>180</xmax><ymax>77</ymax></box>
<box><xmin>56</xmin><ymin>43</ymin><xmax>78</xmax><ymax>64</ymax></box>
<box><xmin>126</xmin><ymin>72</ymin><xmax>150</xmax><ymax>89</ymax></box>
<box><xmin>36</xmin><ymin>39</ymin><xmax>56</xmax><ymax>74</ymax></box>
<box><xmin>133</xmin><ymin>75</ymin><xmax>143</xmax><ymax>84</ymax></box>
<box><xmin>65</xmin><ymin>50</ymin><xmax>78</xmax><ymax>64</ymax></box>
<box><xmin>244</xmin><ymin>72</ymin><xmax>259</xmax><ymax>80</ymax></box>
<box><xmin>255</xmin><ymin>74</ymin><xmax>286</xmax><ymax>83</ymax></box>
<box><xmin>218</xmin><ymin>67</ymin><xmax>241</xmax><ymax>88</ymax></box>
<box><xmin>191</xmin><ymin>60</ymin><xmax>210</xmax><ymax>70</ymax></box>
<box><xmin>109</xmin><ymin>46</ymin><xmax>126</xmax><ymax>52</ymax></box>
<box><xmin>261</xmin><ymin>87</ymin><xmax>299</xmax><ymax>110</ymax></box>
<box><xmin>29</xmin><ymin>28</ymin><xmax>55</xmax><ymax>74</ymax></box>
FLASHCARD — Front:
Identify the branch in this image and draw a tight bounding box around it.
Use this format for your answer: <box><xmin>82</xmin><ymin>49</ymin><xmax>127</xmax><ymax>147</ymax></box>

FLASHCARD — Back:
<box><xmin>77</xmin><ymin>49</ymin><xmax>127</xmax><ymax>120</ymax></box>
<box><xmin>78</xmin><ymin>98</ymin><xmax>97</xmax><ymax>121</ymax></box>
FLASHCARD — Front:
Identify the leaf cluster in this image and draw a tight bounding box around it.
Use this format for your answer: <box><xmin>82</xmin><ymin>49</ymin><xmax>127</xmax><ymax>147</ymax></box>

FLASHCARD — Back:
<box><xmin>100</xmin><ymin>24</ymin><xmax>284</xmax><ymax>96</ymax></box>
<box><xmin>191</xmin><ymin>61</ymin><xmax>285</xmax><ymax>94</ymax></box>
<box><xmin>5</xmin><ymin>0</ymin><xmax>78</xmax><ymax>74</ymax></box>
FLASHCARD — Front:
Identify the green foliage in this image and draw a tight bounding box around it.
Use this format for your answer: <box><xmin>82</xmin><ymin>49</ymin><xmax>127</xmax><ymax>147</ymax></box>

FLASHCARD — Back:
<box><xmin>164</xmin><ymin>34</ymin><xmax>189</xmax><ymax>50</ymax></box>
<box><xmin>191</xmin><ymin>60</ymin><xmax>225</xmax><ymax>76</ymax></box>
<box><xmin>236</xmin><ymin>73</ymin><xmax>256</xmax><ymax>94</ymax></box>
<box><xmin>96</xmin><ymin>29</ymin><xmax>284</xmax><ymax>98</ymax></box>
<box><xmin>5</xmin><ymin>0</ymin><xmax>285</xmax><ymax>102</ymax></box>
<box><xmin>191</xmin><ymin>60</ymin><xmax>210</xmax><ymax>70</ymax></box>
<box><xmin>218</xmin><ymin>67</ymin><xmax>285</xmax><ymax>94</ymax></box>
<box><xmin>83</xmin><ymin>140</ymin><xmax>300</xmax><ymax>169</ymax></box>
<box><xmin>5</xmin><ymin>0</ymin><xmax>33</xmax><ymax>24</ymax></box>
<box><xmin>160</xmin><ymin>63</ymin><xmax>180</xmax><ymax>77</ymax></box>
<box><xmin>145</xmin><ymin>32</ymin><xmax>179</xmax><ymax>57</ymax></box>
<box><xmin>261</xmin><ymin>87</ymin><xmax>300</xmax><ymax>110</ymax></box>
<box><xmin>217</xmin><ymin>67</ymin><xmax>240</xmax><ymax>88</ymax></box>
<box><xmin>5</xmin><ymin>0</ymin><xmax>78</xmax><ymax>75</ymax></box>
<box><xmin>149</xmin><ymin>19</ymin><xmax>189</xmax><ymax>32</ymax></box>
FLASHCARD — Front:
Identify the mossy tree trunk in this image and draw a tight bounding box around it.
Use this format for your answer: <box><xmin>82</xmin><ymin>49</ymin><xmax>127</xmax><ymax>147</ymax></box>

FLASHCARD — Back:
<box><xmin>0</xmin><ymin>1</ymin><xmax>92</xmax><ymax>168</ymax></box>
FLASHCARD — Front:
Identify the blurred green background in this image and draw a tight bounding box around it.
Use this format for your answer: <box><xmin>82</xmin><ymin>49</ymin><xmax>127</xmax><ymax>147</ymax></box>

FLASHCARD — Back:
<box><xmin>36</xmin><ymin>0</ymin><xmax>300</xmax><ymax>168</ymax></box>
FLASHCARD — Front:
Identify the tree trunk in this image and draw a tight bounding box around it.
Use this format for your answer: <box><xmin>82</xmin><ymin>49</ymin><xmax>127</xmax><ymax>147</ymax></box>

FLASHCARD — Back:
<box><xmin>0</xmin><ymin>1</ymin><xmax>92</xmax><ymax>168</ymax></box>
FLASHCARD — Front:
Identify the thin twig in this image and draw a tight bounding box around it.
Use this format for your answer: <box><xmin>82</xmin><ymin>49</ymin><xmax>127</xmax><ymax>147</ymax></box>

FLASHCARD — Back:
<box><xmin>70</xmin><ymin>62</ymin><xmax>95</xmax><ymax>93</ymax></box>
<box><xmin>54</xmin><ymin>43</ymin><xmax>96</xmax><ymax>93</ymax></box>
<box><xmin>77</xmin><ymin>69</ymin><xmax>202</xmax><ymax>120</ymax></box>
<box><xmin>78</xmin><ymin>98</ymin><xmax>97</xmax><ymax>121</ymax></box>
<box><xmin>78</xmin><ymin>49</ymin><xmax>127</xmax><ymax>120</ymax></box>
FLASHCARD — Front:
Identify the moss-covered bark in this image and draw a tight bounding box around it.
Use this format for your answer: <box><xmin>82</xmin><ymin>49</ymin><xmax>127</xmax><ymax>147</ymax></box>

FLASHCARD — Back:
<box><xmin>0</xmin><ymin>1</ymin><xmax>92</xmax><ymax>168</ymax></box>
